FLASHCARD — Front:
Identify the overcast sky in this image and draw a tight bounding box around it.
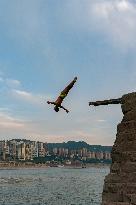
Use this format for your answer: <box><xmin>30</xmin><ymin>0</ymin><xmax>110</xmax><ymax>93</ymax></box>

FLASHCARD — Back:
<box><xmin>0</xmin><ymin>0</ymin><xmax>136</xmax><ymax>145</ymax></box>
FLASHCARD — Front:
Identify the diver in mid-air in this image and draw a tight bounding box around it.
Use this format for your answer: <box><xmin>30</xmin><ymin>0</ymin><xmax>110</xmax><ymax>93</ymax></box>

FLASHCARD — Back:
<box><xmin>47</xmin><ymin>77</ymin><xmax>77</xmax><ymax>113</ymax></box>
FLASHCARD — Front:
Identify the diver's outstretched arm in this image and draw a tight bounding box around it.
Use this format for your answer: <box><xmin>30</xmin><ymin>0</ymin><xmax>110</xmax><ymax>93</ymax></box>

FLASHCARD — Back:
<box><xmin>60</xmin><ymin>105</ymin><xmax>69</xmax><ymax>113</ymax></box>
<box><xmin>47</xmin><ymin>101</ymin><xmax>56</xmax><ymax>105</ymax></box>
<box><xmin>89</xmin><ymin>98</ymin><xmax>122</xmax><ymax>106</ymax></box>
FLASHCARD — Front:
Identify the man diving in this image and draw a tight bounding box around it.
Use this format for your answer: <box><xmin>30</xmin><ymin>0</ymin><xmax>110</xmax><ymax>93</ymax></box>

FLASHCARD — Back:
<box><xmin>47</xmin><ymin>77</ymin><xmax>77</xmax><ymax>113</ymax></box>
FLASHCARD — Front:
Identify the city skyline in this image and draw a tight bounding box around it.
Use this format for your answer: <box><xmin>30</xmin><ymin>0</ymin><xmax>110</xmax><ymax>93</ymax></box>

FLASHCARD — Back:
<box><xmin>0</xmin><ymin>0</ymin><xmax>136</xmax><ymax>145</ymax></box>
<box><xmin>0</xmin><ymin>138</ymin><xmax>111</xmax><ymax>162</ymax></box>
<box><xmin>0</xmin><ymin>137</ymin><xmax>112</xmax><ymax>146</ymax></box>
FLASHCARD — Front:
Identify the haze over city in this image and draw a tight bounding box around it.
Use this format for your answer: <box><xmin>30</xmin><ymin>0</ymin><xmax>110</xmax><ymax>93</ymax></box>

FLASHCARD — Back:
<box><xmin>0</xmin><ymin>0</ymin><xmax>136</xmax><ymax>145</ymax></box>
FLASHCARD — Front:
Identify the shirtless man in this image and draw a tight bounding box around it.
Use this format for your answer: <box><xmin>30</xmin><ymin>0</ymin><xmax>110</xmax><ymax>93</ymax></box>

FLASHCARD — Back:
<box><xmin>47</xmin><ymin>77</ymin><xmax>77</xmax><ymax>113</ymax></box>
<box><xmin>89</xmin><ymin>98</ymin><xmax>122</xmax><ymax>106</ymax></box>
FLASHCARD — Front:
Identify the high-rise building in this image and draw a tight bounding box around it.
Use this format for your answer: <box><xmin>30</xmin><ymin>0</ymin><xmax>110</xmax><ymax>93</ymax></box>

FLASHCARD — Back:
<box><xmin>37</xmin><ymin>141</ymin><xmax>45</xmax><ymax>157</ymax></box>
<box><xmin>104</xmin><ymin>152</ymin><xmax>111</xmax><ymax>160</ymax></box>
<box><xmin>64</xmin><ymin>148</ymin><xmax>69</xmax><ymax>156</ymax></box>
<box><xmin>82</xmin><ymin>148</ymin><xmax>88</xmax><ymax>157</ymax></box>
<box><xmin>58</xmin><ymin>148</ymin><xmax>65</xmax><ymax>156</ymax></box>
<box><xmin>17</xmin><ymin>142</ymin><xmax>26</xmax><ymax>160</ymax></box>
<box><xmin>95</xmin><ymin>152</ymin><xmax>104</xmax><ymax>159</ymax></box>
<box><xmin>0</xmin><ymin>140</ymin><xmax>5</xmax><ymax>155</ymax></box>
<box><xmin>8</xmin><ymin>140</ymin><xmax>17</xmax><ymax>160</ymax></box>
<box><xmin>53</xmin><ymin>148</ymin><xmax>58</xmax><ymax>155</ymax></box>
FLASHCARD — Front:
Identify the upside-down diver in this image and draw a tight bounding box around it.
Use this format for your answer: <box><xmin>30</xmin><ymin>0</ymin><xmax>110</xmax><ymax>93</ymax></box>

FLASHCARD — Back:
<box><xmin>47</xmin><ymin>77</ymin><xmax>77</xmax><ymax>113</ymax></box>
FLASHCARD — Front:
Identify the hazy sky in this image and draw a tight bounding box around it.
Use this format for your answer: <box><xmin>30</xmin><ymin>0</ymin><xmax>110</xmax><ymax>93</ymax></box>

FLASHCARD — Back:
<box><xmin>0</xmin><ymin>0</ymin><xmax>136</xmax><ymax>145</ymax></box>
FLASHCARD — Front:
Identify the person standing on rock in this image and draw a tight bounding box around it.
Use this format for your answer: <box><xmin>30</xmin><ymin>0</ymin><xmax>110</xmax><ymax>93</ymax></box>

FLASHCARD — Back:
<box><xmin>47</xmin><ymin>77</ymin><xmax>77</xmax><ymax>113</ymax></box>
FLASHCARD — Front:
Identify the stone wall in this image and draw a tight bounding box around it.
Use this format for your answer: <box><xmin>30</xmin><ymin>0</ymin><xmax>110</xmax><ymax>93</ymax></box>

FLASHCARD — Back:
<box><xmin>102</xmin><ymin>92</ymin><xmax>136</xmax><ymax>205</ymax></box>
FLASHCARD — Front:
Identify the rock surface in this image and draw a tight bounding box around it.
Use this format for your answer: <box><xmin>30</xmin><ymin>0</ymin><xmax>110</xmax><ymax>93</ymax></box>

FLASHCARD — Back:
<box><xmin>102</xmin><ymin>92</ymin><xmax>136</xmax><ymax>205</ymax></box>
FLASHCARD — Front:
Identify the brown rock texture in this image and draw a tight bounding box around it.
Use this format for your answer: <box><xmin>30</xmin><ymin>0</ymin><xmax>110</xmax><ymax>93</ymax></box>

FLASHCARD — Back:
<box><xmin>102</xmin><ymin>92</ymin><xmax>136</xmax><ymax>205</ymax></box>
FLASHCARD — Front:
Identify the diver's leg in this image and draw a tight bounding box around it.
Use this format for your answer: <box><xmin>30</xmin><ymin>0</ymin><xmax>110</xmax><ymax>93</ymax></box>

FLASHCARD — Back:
<box><xmin>61</xmin><ymin>77</ymin><xmax>77</xmax><ymax>95</ymax></box>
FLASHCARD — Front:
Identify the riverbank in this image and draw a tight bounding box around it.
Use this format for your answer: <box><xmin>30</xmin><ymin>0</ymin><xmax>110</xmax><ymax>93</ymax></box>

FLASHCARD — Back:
<box><xmin>0</xmin><ymin>162</ymin><xmax>111</xmax><ymax>169</ymax></box>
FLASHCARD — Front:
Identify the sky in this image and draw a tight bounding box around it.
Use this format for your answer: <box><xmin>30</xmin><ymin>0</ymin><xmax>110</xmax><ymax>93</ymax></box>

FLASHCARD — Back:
<box><xmin>0</xmin><ymin>0</ymin><xmax>136</xmax><ymax>145</ymax></box>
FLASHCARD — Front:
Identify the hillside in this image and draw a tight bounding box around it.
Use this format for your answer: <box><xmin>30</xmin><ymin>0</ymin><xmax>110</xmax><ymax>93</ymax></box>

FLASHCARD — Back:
<box><xmin>47</xmin><ymin>141</ymin><xmax>112</xmax><ymax>152</ymax></box>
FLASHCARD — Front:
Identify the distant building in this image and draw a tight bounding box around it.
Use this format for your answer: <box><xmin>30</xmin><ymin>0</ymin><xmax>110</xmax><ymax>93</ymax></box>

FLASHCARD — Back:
<box><xmin>64</xmin><ymin>148</ymin><xmax>69</xmax><ymax>156</ymax></box>
<box><xmin>53</xmin><ymin>148</ymin><xmax>58</xmax><ymax>155</ymax></box>
<box><xmin>0</xmin><ymin>141</ymin><xmax>5</xmax><ymax>160</ymax></box>
<box><xmin>37</xmin><ymin>141</ymin><xmax>45</xmax><ymax>157</ymax></box>
<box><xmin>104</xmin><ymin>152</ymin><xmax>111</xmax><ymax>160</ymax></box>
<box><xmin>95</xmin><ymin>152</ymin><xmax>104</xmax><ymax>159</ymax></box>
<box><xmin>8</xmin><ymin>140</ymin><xmax>17</xmax><ymax>160</ymax></box>
<box><xmin>17</xmin><ymin>142</ymin><xmax>25</xmax><ymax>160</ymax></box>
<box><xmin>89</xmin><ymin>151</ymin><xmax>96</xmax><ymax>159</ymax></box>
<box><xmin>82</xmin><ymin>148</ymin><xmax>88</xmax><ymax>157</ymax></box>
<box><xmin>31</xmin><ymin>141</ymin><xmax>38</xmax><ymax>158</ymax></box>
<box><xmin>58</xmin><ymin>148</ymin><xmax>65</xmax><ymax>156</ymax></box>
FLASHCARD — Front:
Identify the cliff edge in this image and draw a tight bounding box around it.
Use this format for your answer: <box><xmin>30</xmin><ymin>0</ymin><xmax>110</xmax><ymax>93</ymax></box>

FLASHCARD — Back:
<box><xmin>102</xmin><ymin>92</ymin><xmax>136</xmax><ymax>205</ymax></box>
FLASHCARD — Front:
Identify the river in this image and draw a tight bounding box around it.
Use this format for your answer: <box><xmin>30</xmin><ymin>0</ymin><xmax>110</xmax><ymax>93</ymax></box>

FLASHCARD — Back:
<box><xmin>0</xmin><ymin>166</ymin><xmax>110</xmax><ymax>205</ymax></box>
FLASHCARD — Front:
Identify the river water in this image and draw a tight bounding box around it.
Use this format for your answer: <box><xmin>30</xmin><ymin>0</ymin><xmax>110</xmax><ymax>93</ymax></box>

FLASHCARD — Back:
<box><xmin>0</xmin><ymin>166</ymin><xmax>109</xmax><ymax>205</ymax></box>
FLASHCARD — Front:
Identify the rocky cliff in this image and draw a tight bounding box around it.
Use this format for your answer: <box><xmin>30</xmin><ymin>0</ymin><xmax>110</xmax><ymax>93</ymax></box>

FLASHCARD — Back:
<box><xmin>102</xmin><ymin>92</ymin><xmax>136</xmax><ymax>205</ymax></box>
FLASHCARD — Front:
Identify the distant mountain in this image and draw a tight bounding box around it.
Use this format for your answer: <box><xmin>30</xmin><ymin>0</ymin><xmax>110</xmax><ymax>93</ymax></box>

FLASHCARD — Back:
<box><xmin>47</xmin><ymin>141</ymin><xmax>112</xmax><ymax>152</ymax></box>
